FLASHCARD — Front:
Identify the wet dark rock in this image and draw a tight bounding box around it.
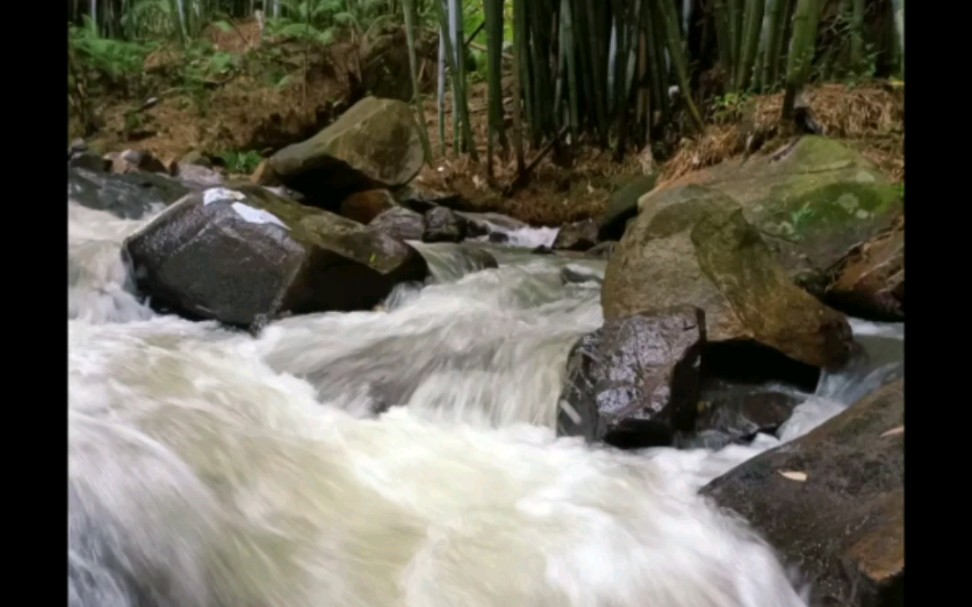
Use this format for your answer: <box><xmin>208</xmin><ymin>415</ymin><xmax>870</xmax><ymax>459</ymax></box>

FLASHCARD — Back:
<box><xmin>553</xmin><ymin>219</ymin><xmax>599</xmax><ymax>251</ymax></box>
<box><xmin>123</xmin><ymin>185</ymin><xmax>429</xmax><ymax>329</ymax></box>
<box><xmin>532</xmin><ymin>245</ymin><xmax>554</xmax><ymax>255</ymax></box>
<box><xmin>702</xmin><ymin>379</ymin><xmax>904</xmax><ymax>607</ymax></box>
<box><xmin>369</xmin><ymin>207</ymin><xmax>425</xmax><ymax>241</ymax></box>
<box><xmin>487</xmin><ymin>231</ymin><xmax>510</xmax><ymax>244</ymax></box>
<box><xmin>68</xmin><ymin>167</ymin><xmax>190</xmax><ymax>220</ymax></box>
<box><xmin>694</xmin><ymin>378</ymin><xmax>804</xmax><ymax>442</ymax></box>
<box><xmin>556</xmin><ymin>306</ymin><xmax>705</xmax><ymax>449</ymax></box>
<box><xmin>339</xmin><ymin>189</ymin><xmax>397</xmax><ymax>224</ymax></box>
<box><xmin>422</xmin><ymin>206</ymin><xmax>467</xmax><ymax>243</ymax></box>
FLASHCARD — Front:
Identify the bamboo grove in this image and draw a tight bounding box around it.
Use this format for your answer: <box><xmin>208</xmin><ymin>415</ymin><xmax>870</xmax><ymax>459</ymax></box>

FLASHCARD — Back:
<box><xmin>414</xmin><ymin>0</ymin><xmax>903</xmax><ymax>174</ymax></box>
<box><xmin>69</xmin><ymin>0</ymin><xmax>904</xmax><ymax>171</ymax></box>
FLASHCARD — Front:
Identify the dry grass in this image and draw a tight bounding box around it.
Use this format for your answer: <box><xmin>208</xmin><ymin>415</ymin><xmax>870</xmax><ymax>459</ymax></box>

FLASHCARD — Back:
<box><xmin>663</xmin><ymin>82</ymin><xmax>904</xmax><ymax>184</ymax></box>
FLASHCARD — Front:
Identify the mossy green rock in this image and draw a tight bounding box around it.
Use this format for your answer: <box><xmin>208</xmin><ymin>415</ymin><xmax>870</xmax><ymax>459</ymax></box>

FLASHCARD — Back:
<box><xmin>602</xmin><ymin>189</ymin><xmax>853</xmax><ymax>369</ymax></box>
<box><xmin>265</xmin><ymin>97</ymin><xmax>424</xmax><ymax>203</ymax></box>
<box><xmin>123</xmin><ymin>184</ymin><xmax>429</xmax><ymax>329</ymax></box>
<box><xmin>637</xmin><ymin>136</ymin><xmax>902</xmax><ymax>291</ymax></box>
<box><xmin>598</xmin><ymin>173</ymin><xmax>658</xmax><ymax>241</ymax></box>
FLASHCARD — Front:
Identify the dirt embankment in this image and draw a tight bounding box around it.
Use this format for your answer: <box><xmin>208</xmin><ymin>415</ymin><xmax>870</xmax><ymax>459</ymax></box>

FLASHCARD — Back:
<box><xmin>75</xmin><ymin>20</ymin><xmax>903</xmax><ymax>227</ymax></box>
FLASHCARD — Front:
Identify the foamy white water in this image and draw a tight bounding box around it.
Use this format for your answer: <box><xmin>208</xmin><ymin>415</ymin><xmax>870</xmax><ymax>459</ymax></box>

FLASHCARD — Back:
<box><xmin>68</xmin><ymin>198</ymin><xmax>901</xmax><ymax>607</ymax></box>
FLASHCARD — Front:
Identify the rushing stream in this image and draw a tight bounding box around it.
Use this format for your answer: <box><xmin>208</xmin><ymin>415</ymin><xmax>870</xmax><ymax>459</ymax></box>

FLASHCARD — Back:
<box><xmin>68</xmin><ymin>199</ymin><xmax>903</xmax><ymax>607</ymax></box>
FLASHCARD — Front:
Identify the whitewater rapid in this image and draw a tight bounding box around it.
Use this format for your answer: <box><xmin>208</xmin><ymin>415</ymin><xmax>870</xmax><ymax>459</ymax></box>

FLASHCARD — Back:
<box><xmin>68</xmin><ymin>199</ymin><xmax>901</xmax><ymax>607</ymax></box>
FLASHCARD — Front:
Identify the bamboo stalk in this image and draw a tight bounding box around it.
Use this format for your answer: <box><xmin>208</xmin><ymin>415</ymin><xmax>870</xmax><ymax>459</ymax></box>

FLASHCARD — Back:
<box><xmin>763</xmin><ymin>0</ymin><xmax>789</xmax><ymax>90</ymax></box>
<box><xmin>402</xmin><ymin>0</ymin><xmax>433</xmax><ymax>164</ymax></box>
<box><xmin>435</xmin><ymin>0</ymin><xmax>477</xmax><ymax>159</ymax></box>
<box><xmin>511</xmin><ymin>0</ymin><xmax>526</xmax><ymax>171</ymax></box>
<box><xmin>712</xmin><ymin>0</ymin><xmax>732</xmax><ymax>78</ymax></box>
<box><xmin>736</xmin><ymin>0</ymin><xmax>766</xmax><ymax>91</ymax></box>
<box><xmin>483</xmin><ymin>0</ymin><xmax>507</xmax><ymax>178</ymax></box>
<box><xmin>781</xmin><ymin>0</ymin><xmax>822</xmax><ymax>120</ymax></box>
<box><xmin>654</xmin><ymin>0</ymin><xmax>704</xmax><ymax>131</ymax></box>
<box><xmin>727</xmin><ymin>0</ymin><xmax>741</xmax><ymax>86</ymax></box>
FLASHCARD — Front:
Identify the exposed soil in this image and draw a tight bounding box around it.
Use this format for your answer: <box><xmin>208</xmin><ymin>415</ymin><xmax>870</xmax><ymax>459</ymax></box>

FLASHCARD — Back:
<box><xmin>75</xmin><ymin>20</ymin><xmax>904</xmax><ymax>227</ymax></box>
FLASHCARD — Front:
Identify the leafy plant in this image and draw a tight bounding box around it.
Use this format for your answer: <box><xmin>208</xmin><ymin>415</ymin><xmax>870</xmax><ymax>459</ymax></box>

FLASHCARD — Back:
<box><xmin>710</xmin><ymin>92</ymin><xmax>751</xmax><ymax>123</ymax></box>
<box><xmin>218</xmin><ymin>150</ymin><xmax>264</xmax><ymax>174</ymax></box>
<box><xmin>70</xmin><ymin>18</ymin><xmax>152</xmax><ymax>81</ymax></box>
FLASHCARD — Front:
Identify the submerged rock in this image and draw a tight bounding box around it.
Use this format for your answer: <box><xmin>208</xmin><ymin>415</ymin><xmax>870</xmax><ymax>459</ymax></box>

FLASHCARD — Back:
<box><xmin>340</xmin><ymin>189</ymin><xmax>397</xmax><ymax>224</ymax></box>
<box><xmin>602</xmin><ymin>189</ymin><xmax>853</xmax><ymax>369</ymax></box>
<box><xmin>825</xmin><ymin>213</ymin><xmax>904</xmax><ymax>321</ymax></box>
<box><xmin>553</xmin><ymin>219</ymin><xmax>599</xmax><ymax>251</ymax></box>
<box><xmin>693</xmin><ymin>378</ymin><xmax>803</xmax><ymax>443</ymax></box>
<box><xmin>560</xmin><ymin>265</ymin><xmax>603</xmax><ymax>286</ymax></box>
<box><xmin>702</xmin><ymin>379</ymin><xmax>904</xmax><ymax>607</ymax></box>
<box><xmin>369</xmin><ymin>207</ymin><xmax>425</xmax><ymax>241</ymax></box>
<box><xmin>556</xmin><ymin>306</ymin><xmax>705</xmax><ymax>449</ymax></box>
<box><xmin>123</xmin><ymin>185</ymin><xmax>429</xmax><ymax>329</ymax></box>
<box><xmin>423</xmin><ymin>207</ymin><xmax>467</xmax><ymax>243</ymax></box>
<box><xmin>68</xmin><ymin>167</ymin><xmax>190</xmax><ymax>220</ymax></box>
<box><xmin>259</xmin><ymin>97</ymin><xmax>424</xmax><ymax>201</ymax></box>
<box><xmin>637</xmin><ymin>136</ymin><xmax>902</xmax><ymax>293</ymax></box>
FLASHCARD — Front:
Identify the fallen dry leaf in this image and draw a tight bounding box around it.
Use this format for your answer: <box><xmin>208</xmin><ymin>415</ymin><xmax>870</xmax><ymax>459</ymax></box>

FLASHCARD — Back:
<box><xmin>778</xmin><ymin>471</ymin><xmax>808</xmax><ymax>482</ymax></box>
<box><xmin>880</xmin><ymin>426</ymin><xmax>904</xmax><ymax>438</ymax></box>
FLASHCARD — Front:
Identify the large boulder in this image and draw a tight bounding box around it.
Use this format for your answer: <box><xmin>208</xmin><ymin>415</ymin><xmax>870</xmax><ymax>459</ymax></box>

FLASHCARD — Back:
<box><xmin>701</xmin><ymin>379</ymin><xmax>904</xmax><ymax>607</ymax></box>
<box><xmin>369</xmin><ymin>207</ymin><xmax>425</xmax><ymax>241</ymax></box>
<box><xmin>556</xmin><ymin>306</ymin><xmax>705</xmax><ymax>449</ymax></box>
<box><xmin>339</xmin><ymin>189</ymin><xmax>397</xmax><ymax>224</ymax></box>
<box><xmin>258</xmin><ymin>97</ymin><xmax>424</xmax><ymax>201</ymax></box>
<box><xmin>359</xmin><ymin>26</ymin><xmax>437</xmax><ymax>102</ymax></box>
<box><xmin>553</xmin><ymin>219</ymin><xmax>599</xmax><ymax>251</ymax></box>
<box><xmin>68</xmin><ymin>167</ymin><xmax>190</xmax><ymax>220</ymax></box>
<box><xmin>638</xmin><ymin>136</ymin><xmax>902</xmax><ymax>293</ymax></box>
<box><xmin>122</xmin><ymin>185</ymin><xmax>429</xmax><ymax>329</ymax></box>
<box><xmin>602</xmin><ymin>189</ymin><xmax>853</xmax><ymax>369</ymax></box>
<box><xmin>825</xmin><ymin>213</ymin><xmax>904</xmax><ymax>321</ymax></box>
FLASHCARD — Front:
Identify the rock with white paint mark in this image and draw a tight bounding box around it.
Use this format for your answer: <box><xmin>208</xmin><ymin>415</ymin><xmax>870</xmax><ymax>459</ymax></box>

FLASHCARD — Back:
<box><xmin>122</xmin><ymin>185</ymin><xmax>429</xmax><ymax>329</ymax></box>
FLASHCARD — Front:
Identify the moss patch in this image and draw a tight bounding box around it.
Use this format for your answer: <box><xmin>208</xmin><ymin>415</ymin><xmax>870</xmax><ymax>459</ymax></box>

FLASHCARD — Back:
<box><xmin>767</xmin><ymin>182</ymin><xmax>902</xmax><ymax>242</ymax></box>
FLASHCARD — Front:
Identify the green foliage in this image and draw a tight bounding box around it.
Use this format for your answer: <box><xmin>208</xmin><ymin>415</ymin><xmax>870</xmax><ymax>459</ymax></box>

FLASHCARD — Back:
<box><xmin>218</xmin><ymin>150</ymin><xmax>264</xmax><ymax>174</ymax></box>
<box><xmin>69</xmin><ymin>18</ymin><xmax>153</xmax><ymax>80</ymax></box>
<box><xmin>710</xmin><ymin>92</ymin><xmax>751</xmax><ymax>123</ymax></box>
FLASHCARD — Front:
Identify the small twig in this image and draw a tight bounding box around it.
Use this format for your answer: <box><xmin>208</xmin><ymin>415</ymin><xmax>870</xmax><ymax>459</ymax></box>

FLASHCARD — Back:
<box><xmin>503</xmin><ymin>126</ymin><xmax>569</xmax><ymax>196</ymax></box>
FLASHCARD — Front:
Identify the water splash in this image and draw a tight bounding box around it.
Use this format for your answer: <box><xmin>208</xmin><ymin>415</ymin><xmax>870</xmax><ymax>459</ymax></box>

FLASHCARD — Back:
<box><xmin>67</xmin><ymin>200</ymin><xmax>903</xmax><ymax>607</ymax></box>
